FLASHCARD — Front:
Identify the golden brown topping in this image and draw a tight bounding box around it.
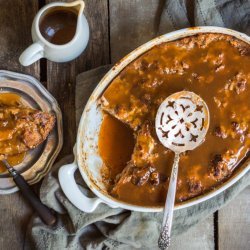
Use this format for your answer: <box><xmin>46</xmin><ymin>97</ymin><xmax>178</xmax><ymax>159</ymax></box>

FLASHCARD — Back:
<box><xmin>0</xmin><ymin>107</ymin><xmax>55</xmax><ymax>155</ymax></box>
<box><xmin>188</xmin><ymin>178</ymin><xmax>203</xmax><ymax>194</ymax></box>
<box><xmin>225</xmin><ymin>72</ymin><xmax>247</xmax><ymax>94</ymax></box>
<box><xmin>100</xmin><ymin>33</ymin><xmax>250</xmax><ymax>206</ymax></box>
<box><xmin>131</xmin><ymin>166</ymin><xmax>155</xmax><ymax>186</ymax></box>
<box><xmin>214</xmin><ymin>126</ymin><xmax>227</xmax><ymax>139</ymax></box>
<box><xmin>209</xmin><ymin>150</ymin><xmax>238</xmax><ymax>181</ymax></box>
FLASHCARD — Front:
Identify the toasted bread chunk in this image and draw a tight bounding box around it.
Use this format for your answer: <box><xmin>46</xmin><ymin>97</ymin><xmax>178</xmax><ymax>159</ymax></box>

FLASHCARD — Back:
<box><xmin>0</xmin><ymin>107</ymin><xmax>55</xmax><ymax>155</ymax></box>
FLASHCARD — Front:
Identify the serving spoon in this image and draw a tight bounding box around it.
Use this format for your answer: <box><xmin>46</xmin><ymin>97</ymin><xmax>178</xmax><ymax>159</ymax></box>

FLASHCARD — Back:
<box><xmin>1</xmin><ymin>158</ymin><xmax>56</xmax><ymax>226</ymax></box>
<box><xmin>155</xmin><ymin>91</ymin><xmax>210</xmax><ymax>249</ymax></box>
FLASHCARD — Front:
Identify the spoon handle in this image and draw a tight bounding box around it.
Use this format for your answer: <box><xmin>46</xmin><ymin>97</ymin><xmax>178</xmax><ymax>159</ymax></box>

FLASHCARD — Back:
<box><xmin>158</xmin><ymin>152</ymin><xmax>180</xmax><ymax>250</ymax></box>
<box><xmin>2</xmin><ymin>160</ymin><xmax>56</xmax><ymax>226</ymax></box>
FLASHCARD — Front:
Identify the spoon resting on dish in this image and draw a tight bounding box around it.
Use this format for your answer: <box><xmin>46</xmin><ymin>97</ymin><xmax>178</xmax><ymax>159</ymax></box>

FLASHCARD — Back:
<box><xmin>0</xmin><ymin>92</ymin><xmax>56</xmax><ymax>225</ymax></box>
<box><xmin>155</xmin><ymin>91</ymin><xmax>210</xmax><ymax>249</ymax></box>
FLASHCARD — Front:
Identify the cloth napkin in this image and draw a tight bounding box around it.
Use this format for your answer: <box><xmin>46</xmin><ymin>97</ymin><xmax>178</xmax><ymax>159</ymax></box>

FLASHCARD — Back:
<box><xmin>25</xmin><ymin>1</ymin><xmax>250</xmax><ymax>249</ymax></box>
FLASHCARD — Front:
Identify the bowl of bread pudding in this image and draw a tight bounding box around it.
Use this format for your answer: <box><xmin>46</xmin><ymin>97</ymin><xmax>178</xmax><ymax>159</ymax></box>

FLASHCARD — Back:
<box><xmin>59</xmin><ymin>26</ymin><xmax>250</xmax><ymax>212</ymax></box>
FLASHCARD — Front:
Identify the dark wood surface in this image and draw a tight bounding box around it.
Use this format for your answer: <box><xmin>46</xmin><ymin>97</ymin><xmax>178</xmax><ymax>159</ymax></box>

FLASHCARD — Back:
<box><xmin>0</xmin><ymin>0</ymin><xmax>110</xmax><ymax>248</ymax></box>
<box><xmin>0</xmin><ymin>1</ymin><xmax>249</xmax><ymax>249</ymax></box>
<box><xmin>0</xmin><ymin>1</ymin><xmax>38</xmax><ymax>249</ymax></box>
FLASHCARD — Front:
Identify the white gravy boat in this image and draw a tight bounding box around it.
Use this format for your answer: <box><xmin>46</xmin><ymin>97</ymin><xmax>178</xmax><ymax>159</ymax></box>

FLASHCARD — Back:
<box><xmin>19</xmin><ymin>0</ymin><xmax>89</xmax><ymax>66</ymax></box>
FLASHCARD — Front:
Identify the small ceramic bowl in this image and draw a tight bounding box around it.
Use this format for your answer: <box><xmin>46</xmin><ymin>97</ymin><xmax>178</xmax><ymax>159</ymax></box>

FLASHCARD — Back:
<box><xmin>59</xmin><ymin>26</ymin><xmax>250</xmax><ymax>213</ymax></box>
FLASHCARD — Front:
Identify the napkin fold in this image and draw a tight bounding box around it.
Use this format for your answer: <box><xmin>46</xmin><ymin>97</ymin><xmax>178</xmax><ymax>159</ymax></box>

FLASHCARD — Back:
<box><xmin>158</xmin><ymin>0</ymin><xmax>250</xmax><ymax>35</ymax></box>
<box><xmin>25</xmin><ymin>0</ymin><xmax>250</xmax><ymax>249</ymax></box>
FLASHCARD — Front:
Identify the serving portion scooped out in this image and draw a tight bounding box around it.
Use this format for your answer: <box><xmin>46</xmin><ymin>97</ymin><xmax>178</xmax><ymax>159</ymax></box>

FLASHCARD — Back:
<box><xmin>98</xmin><ymin>32</ymin><xmax>250</xmax><ymax>207</ymax></box>
<box><xmin>0</xmin><ymin>93</ymin><xmax>55</xmax><ymax>171</ymax></box>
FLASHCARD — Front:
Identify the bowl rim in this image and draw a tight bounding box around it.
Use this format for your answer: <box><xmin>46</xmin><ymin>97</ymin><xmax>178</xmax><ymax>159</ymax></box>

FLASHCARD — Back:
<box><xmin>76</xmin><ymin>26</ymin><xmax>250</xmax><ymax>212</ymax></box>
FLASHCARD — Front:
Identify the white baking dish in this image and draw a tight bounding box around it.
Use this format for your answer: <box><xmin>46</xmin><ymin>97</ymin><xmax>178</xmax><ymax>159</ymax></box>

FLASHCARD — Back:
<box><xmin>59</xmin><ymin>26</ymin><xmax>250</xmax><ymax>213</ymax></box>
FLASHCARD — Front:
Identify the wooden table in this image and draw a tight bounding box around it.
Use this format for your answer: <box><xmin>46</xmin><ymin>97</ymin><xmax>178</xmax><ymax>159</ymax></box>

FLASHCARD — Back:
<box><xmin>0</xmin><ymin>1</ymin><xmax>249</xmax><ymax>249</ymax></box>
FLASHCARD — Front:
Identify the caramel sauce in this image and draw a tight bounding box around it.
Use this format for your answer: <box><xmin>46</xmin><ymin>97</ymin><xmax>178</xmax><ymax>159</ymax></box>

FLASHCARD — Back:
<box><xmin>0</xmin><ymin>93</ymin><xmax>26</xmax><ymax>173</ymax></box>
<box><xmin>39</xmin><ymin>7</ymin><xmax>78</xmax><ymax>45</ymax></box>
<box><xmin>0</xmin><ymin>92</ymin><xmax>21</xmax><ymax>106</ymax></box>
<box><xmin>0</xmin><ymin>153</ymin><xmax>25</xmax><ymax>173</ymax></box>
<box><xmin>98</xmin><ymin>114</ymin><xmax>135</xmax><ymax>184</ymax></box>
<box><xmin>100</xmin><ymin>34</ymin><xmax>250</xmax><ymax>206</ymax></box>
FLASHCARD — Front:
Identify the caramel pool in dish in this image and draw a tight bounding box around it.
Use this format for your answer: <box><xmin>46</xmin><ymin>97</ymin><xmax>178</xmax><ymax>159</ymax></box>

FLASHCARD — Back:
<box><xmin>99</xmin><ymin>33</ymin><xmax>250</xmax><ymax>206</ymax></box>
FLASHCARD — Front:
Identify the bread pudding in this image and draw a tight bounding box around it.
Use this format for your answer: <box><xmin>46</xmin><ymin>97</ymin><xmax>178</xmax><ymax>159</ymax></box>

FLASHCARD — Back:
<box><xmin>0</xmin><ymin>93</ymin><xmax>55</xmax><ymax>171</ymax></box>
<box><xmin>98</xmin><ymin>33</ymin><xmax>250</xmax><ymax>206</ymax></box>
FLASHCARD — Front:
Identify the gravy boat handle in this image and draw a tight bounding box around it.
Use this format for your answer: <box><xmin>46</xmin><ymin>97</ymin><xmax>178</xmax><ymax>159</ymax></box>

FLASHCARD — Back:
<box><xmin>19</xmin><ymin>42</ymin><xmax>44</xmax><ymax>66</ymax></box>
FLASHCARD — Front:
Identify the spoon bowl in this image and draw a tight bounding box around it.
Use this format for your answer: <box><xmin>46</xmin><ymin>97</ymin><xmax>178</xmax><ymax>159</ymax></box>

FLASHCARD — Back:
<box><xmin>156</xmin><ymin>91</ymin><xmax>210</xmax><ymax>153</ymax></box>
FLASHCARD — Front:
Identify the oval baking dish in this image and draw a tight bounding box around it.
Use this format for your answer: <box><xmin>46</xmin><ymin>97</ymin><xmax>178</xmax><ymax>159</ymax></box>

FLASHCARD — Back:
<box><xmin>59</xmin><ymin>26</ymin><xmax>250</xmax><ymax>213</ymax></box>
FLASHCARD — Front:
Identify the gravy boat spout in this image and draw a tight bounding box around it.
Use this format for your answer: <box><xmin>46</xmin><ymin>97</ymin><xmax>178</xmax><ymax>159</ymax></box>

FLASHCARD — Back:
<box><xmin>62</xmin><ymin>0</ymin><xmax>85</xmax><ymax>19</ymax></box>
